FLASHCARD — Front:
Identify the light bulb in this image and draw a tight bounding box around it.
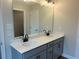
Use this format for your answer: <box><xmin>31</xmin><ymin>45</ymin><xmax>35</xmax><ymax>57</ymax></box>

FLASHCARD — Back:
<box><xmin>52</xmin><ymin>2</ymin><xmax>55</xmax><ymax>6</ymax></box>
<box><xmin>24</xmin><ymin>0</ymin><xmax>26</xmax><ymax>2</ymax></box>
<box><xmin>52</xmin><ymin>4</ymin><xmax>55</xmax><ymax>6</ymax></box>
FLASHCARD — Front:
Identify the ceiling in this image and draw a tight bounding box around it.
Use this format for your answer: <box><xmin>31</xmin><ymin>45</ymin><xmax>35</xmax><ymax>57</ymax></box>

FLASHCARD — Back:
<box><xmin>13</xmin><ymin>0</ymin><xmax>54</xmax><ymax>7</ymax></box>
<box><xmin>13</xmin><ymin>0</ymin><xmax>45</xmax><ymax>3</ymax></box>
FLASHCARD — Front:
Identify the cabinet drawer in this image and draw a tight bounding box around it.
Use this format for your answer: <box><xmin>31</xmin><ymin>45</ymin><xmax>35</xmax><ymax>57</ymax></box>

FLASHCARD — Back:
<box><xmin>47</xmin><ymin>37</ymin><xmax>64</xmax><ymax>47</ymax></box>
<box><xmin>23</xmin><ymin>44</ymin><xmax>47</xmax><ymax>59</ymax></box>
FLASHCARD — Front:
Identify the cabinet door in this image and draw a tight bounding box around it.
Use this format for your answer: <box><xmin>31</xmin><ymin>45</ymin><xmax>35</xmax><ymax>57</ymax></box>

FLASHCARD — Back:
<box><xmin>47</xmin><ymin>47</ymin><xmax>53</xmax><ymax>59</ymax></box>
<box><xmin>29</xmin><ymin>51</ymin><xmax>46</xmax><ymax>59</ymax></box>
<box><xmin>53</xmin><ymin>42</ymin><xmax>63</xmax><ymax>59</ymax></box>
<box><xmin>58</xmin><ymin>42</ymin><xmax>63</xmax><ymax>55</ymax></box>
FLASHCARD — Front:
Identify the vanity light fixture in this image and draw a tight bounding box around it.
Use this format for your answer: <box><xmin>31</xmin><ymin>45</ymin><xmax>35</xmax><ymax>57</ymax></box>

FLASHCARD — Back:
<box><xmin>46</xmin><ymin>0</ymin><xmax>55</xmax><ymax>6</ymax></box>
<box><xmin>47</xmin><ymin>0</ymin><xmax>52</xmax><ymax>3</ymax></box>
<box><xmin>52</xmin><ymin>2</ymin><xmax>55</xmax><ymax>6</ymax></box>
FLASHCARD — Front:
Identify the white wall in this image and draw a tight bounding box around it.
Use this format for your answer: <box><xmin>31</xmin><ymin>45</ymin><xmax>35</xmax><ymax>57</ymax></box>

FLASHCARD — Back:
<box><xmin>75</xmin><ymin>1</ymin><xmax>79</xmax><ymax>58</ymax></box>
<box><xmin>75</xmin><ymin>18</ymin><xmax>79</xmax><ymax>59</ymax></box>
<box><xmin>53</xmin><ymin>0</ymin><xmax>78</xmax><ymax>58</ymax></box>
<box><xmin>1</xmin><ymin>0</ymin><xmax>14</xmax><ymax>59</ymax></box>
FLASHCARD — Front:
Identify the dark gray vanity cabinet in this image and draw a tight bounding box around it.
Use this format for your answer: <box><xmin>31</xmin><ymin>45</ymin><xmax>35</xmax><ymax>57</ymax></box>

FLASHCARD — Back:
<box><xmin>47</xmin><ymin>37</ymin><xmax>64</xmax><ymax>59</ymax></box>
<box><xmin>47</xmin><ymin>47</ymin><xmax>53</xmax><ymax>59</ymax></box>
<box><xmin>11</xmin><ymin>37</ymin><xmax>64</xmax><ymax>59</ymax></box>
<box><xmin>53</xmin><ymin>41</ymin><xmax>63</xmax><ymax>59</ymax></box>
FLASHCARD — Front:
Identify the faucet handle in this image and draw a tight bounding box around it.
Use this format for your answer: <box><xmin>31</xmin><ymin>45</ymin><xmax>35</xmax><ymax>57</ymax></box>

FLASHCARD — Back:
<box><xmin>23</xmin><ymin>34</ymin><xmax>29</xmax><ymax>42</ymax></box>
<box><xmin>24</xmin><ymin>34</ymin><xmax>29</xmax><ymax>38</ymax></box>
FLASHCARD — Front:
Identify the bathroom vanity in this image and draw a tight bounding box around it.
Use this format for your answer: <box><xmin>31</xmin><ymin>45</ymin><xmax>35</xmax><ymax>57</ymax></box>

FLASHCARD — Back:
<box><xmin>11</xmin><ymin>32</ymin><xmax>64</xmax><ymax>59</ymax></box>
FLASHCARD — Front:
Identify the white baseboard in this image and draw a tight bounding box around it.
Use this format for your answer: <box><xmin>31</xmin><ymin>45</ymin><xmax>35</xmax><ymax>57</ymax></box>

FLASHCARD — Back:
<box><xmin>62</xmin><ymin>53</ymin><xmax>76</xmax><ymax>59</ymax></box>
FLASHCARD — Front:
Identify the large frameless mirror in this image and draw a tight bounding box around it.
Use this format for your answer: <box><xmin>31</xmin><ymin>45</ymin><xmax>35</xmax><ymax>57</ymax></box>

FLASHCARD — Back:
<box><xmin>13</xmin><ymin>0</ymin><xmax>54</xmax><ymax>37</ymax></box>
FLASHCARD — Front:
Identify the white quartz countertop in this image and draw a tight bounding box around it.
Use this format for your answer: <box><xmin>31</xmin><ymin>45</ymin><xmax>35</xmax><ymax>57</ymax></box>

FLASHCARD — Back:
<box><xmin>11</xmin><ymin>32</ymin><xmax>64</xmax><ymax>54</ymax></box>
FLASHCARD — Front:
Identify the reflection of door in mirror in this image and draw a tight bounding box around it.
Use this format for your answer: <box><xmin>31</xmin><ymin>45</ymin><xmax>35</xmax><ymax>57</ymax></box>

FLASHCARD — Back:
<box><xmin>13</xmin><ymin>10</ymin><xmax>24</xmax><ymax>37</ymax></box>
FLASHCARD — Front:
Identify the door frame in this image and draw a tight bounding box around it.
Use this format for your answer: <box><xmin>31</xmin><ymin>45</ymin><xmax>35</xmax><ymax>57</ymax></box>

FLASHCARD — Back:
<box><xmin>13</xmin><ymin>9</ymin><xmax>24</xmax><ymax>37</ymax></box>
<box><xmin>13</xmin><ymin>8</ymin><xmax>26</xmax><ymax>35</ymax></box>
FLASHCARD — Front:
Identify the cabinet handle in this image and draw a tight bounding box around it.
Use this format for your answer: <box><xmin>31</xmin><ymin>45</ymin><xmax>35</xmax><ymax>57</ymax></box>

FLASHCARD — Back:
<box><xmin>36</xmin><ymin>55</ymin><xmax>40</xmax><ymax>59</ymax></box>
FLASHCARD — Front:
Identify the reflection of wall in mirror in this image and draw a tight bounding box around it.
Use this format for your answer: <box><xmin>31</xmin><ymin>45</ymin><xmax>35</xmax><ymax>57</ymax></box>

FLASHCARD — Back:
<box><xmin>30</xmin><ymin>5</ymin><xmax>40</xmax><ymax>35</ymax></box>
<box><xmin>29</xmin><ymin>4</ymin><xmax>54</xmax><ymax>34</ymax></box>
<box><xmin>39</xmin><ymin>6</ymin><xmax>54</xmax><ymax>32</ymax></box>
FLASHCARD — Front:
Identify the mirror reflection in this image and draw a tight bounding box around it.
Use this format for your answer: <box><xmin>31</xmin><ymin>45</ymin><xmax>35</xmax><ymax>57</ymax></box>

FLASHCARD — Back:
<box><xmin>13</xmin><ymin>0</ymin><xmax>54</xmax><ymax>37</ymax></box>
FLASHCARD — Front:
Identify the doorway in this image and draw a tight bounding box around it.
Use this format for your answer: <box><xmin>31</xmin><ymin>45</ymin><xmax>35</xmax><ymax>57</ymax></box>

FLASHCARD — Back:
<box><xmin>13</xmin><ymin>10</ymin><xmax>24</xmax><ymax>37</ymax></box>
